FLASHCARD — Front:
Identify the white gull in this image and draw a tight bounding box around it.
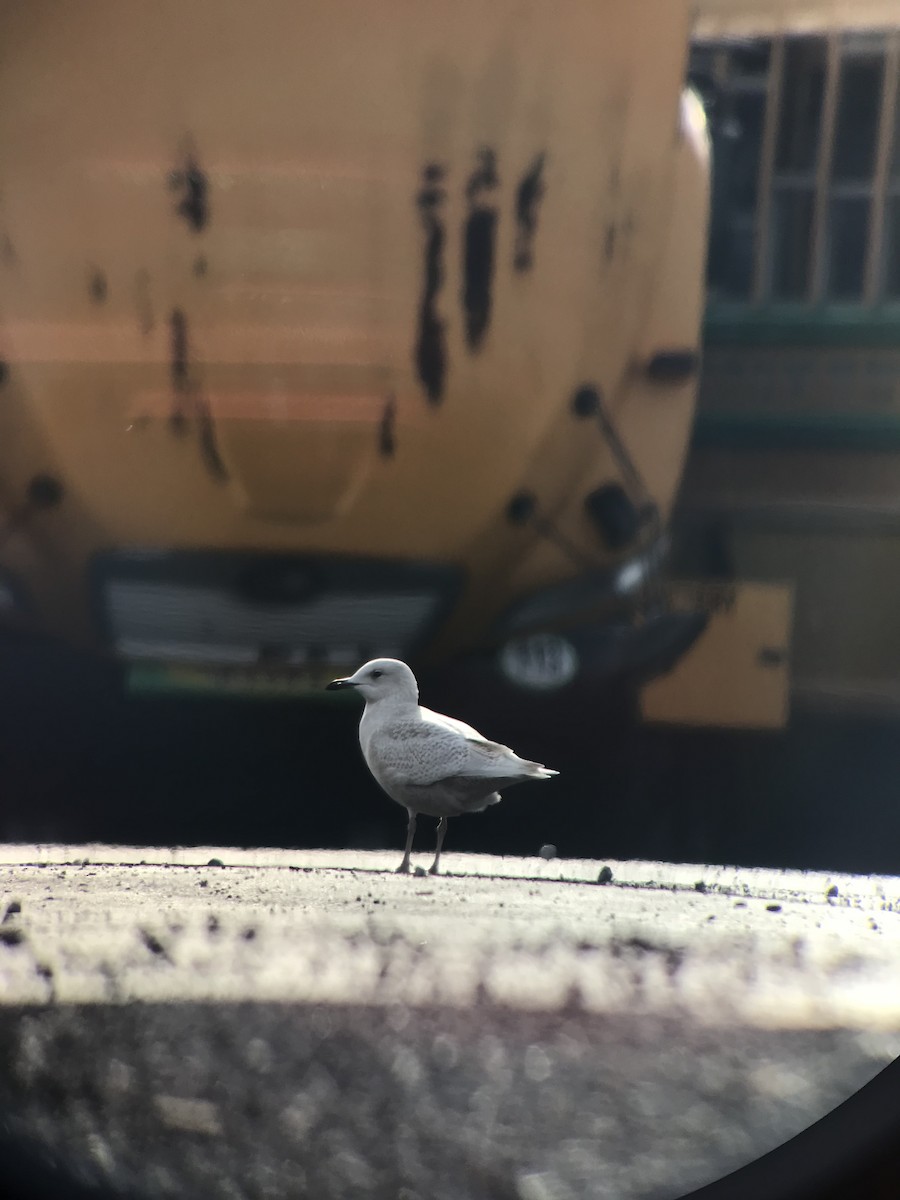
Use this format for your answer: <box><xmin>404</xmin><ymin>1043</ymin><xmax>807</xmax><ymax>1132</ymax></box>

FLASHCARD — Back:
<box><xmin>327</xmin><ymin>658</ymin><xmax>558</xmax><ymax>874</ymax></box>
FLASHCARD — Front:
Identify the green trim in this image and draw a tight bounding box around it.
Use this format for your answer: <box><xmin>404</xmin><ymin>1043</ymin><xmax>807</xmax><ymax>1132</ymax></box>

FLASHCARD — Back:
<box><xmin>704</xmin><ymin>305</ymin><xmax>900</xmax><ymax>348</ymax></box>
<box><xmin>127</xmin><ymin>661</ymin><xmax>353</xmax><ymax>701</ymax></box>
<box><xmin>692</xmin><ymin>409</ymin><xmax>900</xmax><ymax>451</ymax></box>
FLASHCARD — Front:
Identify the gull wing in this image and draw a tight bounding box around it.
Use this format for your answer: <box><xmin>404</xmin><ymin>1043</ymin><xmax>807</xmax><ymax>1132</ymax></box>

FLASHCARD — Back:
<box><xmin>368</xmin><ymin>719</ymin><xmax>471</xmax><ymax>788</ymax></box>
<box><xmin>419</xmin><ymin>705</ymin><xmax>495</xmax><ymax>745</ymax></box>
<box><xmin>370</xmin><ymin>716</ymin><xmax>533</xmax><ymax>789</ymax></box>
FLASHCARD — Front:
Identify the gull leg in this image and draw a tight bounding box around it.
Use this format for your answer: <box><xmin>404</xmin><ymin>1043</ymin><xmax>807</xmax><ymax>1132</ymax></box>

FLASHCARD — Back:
<box><xmin>428</xmin><ymin>816</ymin><xmax>448</xmax><ymax>875</ymax></box>
<box><xmin>396</xmin><ymin>808</ymin><xmax>416</xmax><ymax>873</ymax></box>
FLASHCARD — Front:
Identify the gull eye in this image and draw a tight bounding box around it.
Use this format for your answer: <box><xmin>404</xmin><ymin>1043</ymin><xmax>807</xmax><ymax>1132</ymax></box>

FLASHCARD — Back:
<box><xmin>370</xmin><ymin>669</ymin><xmax>383</xmax><ymax>679</ymax></box>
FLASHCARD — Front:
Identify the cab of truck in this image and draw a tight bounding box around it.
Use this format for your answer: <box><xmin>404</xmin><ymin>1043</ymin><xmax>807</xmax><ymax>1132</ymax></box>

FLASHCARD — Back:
<box><xmin>0</xmin><ymin>0</ymin><xmax>711</xmax><ymax>707</ymax></box>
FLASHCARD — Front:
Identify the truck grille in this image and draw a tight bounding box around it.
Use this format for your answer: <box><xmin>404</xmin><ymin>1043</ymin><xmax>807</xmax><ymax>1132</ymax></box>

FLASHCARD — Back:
<box><xmin>93</xmin><ymin>552</ymin><xmax>458</xmax><ymax>670</ymax></box>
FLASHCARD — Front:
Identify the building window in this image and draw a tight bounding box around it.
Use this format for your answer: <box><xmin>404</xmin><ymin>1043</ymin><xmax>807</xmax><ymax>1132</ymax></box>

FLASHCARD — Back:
<box><xmin>690</xmin><ymin>30</ymin><xmax>900</xmax><ymax>308</ymax></box>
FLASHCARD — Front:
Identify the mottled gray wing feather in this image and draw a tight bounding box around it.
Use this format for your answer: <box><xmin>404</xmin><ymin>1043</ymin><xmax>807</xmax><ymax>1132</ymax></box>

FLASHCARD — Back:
<box><xmin>364</xmin><ymin>720</ymin><xmax>471</xmax><ymax>788</ymax></box>
<box><xmin>462</xmin><ymin>738</ymin><xmax>527</xmax><ymax>771</ymax></box>
<box><xmin>369</xmin><ymin>720</ymin><xmax>523</xmax><ymax>781</ymax></box>
<box><xmin>364</xmin><ymin>719</ymin><xmax>539</xmax><ymax>816</ymax></box>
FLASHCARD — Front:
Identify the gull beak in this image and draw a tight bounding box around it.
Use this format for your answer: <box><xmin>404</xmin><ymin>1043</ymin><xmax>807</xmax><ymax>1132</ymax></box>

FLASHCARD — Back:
<box><xmin>326</xmin><ymin>676</ymin><xmax>359</xmax><ymax>691</ymax></box>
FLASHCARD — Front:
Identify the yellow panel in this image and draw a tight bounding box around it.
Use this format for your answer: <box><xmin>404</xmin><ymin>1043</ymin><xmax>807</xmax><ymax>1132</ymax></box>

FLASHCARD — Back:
<box><xmin>640</xmin><ymin>580</ymin><xmax>793</xmax><ymax>729</ymax></box>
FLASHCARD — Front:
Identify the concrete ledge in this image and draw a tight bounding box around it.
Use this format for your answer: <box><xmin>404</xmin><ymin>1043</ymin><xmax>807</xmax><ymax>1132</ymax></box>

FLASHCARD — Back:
<box><xmin>0</xmin><ymin>847</ymin><xmax>898</xmax><ymax>1199</ymax></box>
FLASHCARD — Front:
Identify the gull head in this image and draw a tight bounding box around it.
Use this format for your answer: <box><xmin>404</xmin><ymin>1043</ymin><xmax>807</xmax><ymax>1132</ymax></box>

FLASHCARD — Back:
<box><xmin>326</xmin><ymin>657</ymin><xmax>419</xmax><ymax>705</ymax></box>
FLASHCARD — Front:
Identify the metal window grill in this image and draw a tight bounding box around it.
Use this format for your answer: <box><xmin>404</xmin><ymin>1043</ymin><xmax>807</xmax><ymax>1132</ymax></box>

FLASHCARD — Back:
<box><xmin>692</xmin><ymin>29</ymin><xmax>900</xmax><ymax>307</ymax></box>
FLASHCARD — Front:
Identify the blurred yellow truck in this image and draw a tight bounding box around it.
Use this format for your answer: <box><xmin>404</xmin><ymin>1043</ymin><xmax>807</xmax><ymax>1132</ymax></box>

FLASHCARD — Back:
<box><xmin>0</xmin><ymin>0</ymin><xmax>715</xmax><ymax>704</ymax></box>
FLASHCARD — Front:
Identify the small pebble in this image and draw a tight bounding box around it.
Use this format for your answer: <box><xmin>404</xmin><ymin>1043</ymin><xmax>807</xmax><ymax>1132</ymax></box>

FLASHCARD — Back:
<box><xmin>155</xmin><ymin>1095</ymin><xmax>222</xmax><ymax>1136</ymax></box>
<box><xmin>539</xmin><ymin>844</ymin><xmax>557</xmax><ymax>860</ymax></box>
<box><xmin>826</xmin><ymin>885</ymin><xmax>839</xmax><ymax>899</ymax></box>
<box><xmin>766</xmin><ymin>904</ymin><xmax>782</xmax><ymax>913</ymax></box>
<box><xmin>207</xmin><ymin>858</ymin><xmax>224</xmax><ymax>868</ymax></box>
<box><xmin>2</xmin><ymin>900</ymin><xmax>22</xmax><ymax>922</ymax></box>
<box><xmin>139</xmin><ymin>929</ymin><xmax>169</xmax><ymax>957</ymax></box>
<box><xmin>413</xmin><ymin>866</ymin><xmax>427</xmax><ymax>878</ymax></box>
<box><xmin>694</xmin><ymin>881</ymin><xmax>707</xmax><ymax>894</ymax></box>
<box><xmin>597</xmin><ymin>866</ymin><xmax>614</xmax><ymax>885</ymax></box>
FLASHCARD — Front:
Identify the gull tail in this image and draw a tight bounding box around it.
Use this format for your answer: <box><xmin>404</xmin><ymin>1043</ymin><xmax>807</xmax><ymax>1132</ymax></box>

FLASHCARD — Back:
<box><xmin>519</xmin><ymin>759</ymin><xmax>559</xmax><ymax>780</ymax></box>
